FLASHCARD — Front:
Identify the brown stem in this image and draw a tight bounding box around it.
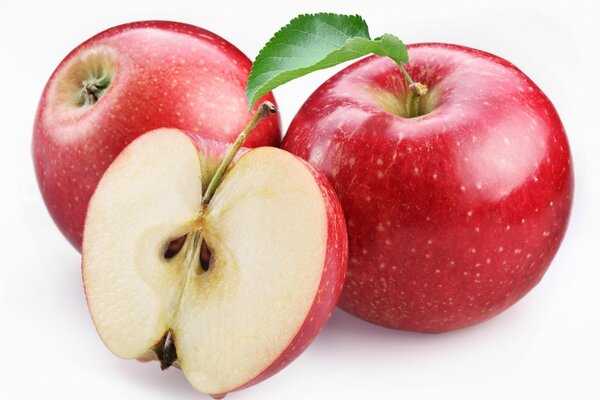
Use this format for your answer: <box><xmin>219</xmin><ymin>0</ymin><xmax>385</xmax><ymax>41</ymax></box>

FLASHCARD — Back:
<box><xmin>406</xmin><ymin>82</ymin><xmax>429</xmax><ymax>118</ymax></box>
<box><xmin>202</xmin><ymin>101</ymin><xmax>278</xmax><ymax>205</ymax></box>
<box><xmin>398</xmin><ymin>64</ymin><xmax>428</xmax><ymax>118</ymax></box>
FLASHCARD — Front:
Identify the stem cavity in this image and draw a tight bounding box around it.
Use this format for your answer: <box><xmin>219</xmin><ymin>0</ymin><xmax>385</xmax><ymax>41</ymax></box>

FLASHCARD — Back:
<box><xmin>399</xmin><ymin>64</ymin><xmax>428</xmax><ymax>118</ymax></box>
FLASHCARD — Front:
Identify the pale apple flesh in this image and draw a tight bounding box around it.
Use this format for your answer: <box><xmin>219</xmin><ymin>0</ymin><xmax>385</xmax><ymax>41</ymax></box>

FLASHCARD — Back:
<box><xmin>82</xmin><ymin>129</ymin><xmax>347</xmax><ymax>395</ymax></box>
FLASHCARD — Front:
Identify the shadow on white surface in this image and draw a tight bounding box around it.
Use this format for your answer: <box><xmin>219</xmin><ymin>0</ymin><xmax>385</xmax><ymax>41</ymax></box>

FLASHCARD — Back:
<box><xmin>319</xmin><ymin>306</ymin><xmax>452</xmax><ymax>347</ymax></box>
<box><xmin>114</xmin><ymin>359</ymin><xmax>203</xmax><ymax>398</ymax></box>
<box><xmin>314</xmin><ymin>300</ymin><xmax>540</xmax><ymax>370</ymax></box>
<box><xmin>59</xmin><ymin>257</ymin><xmax>90</xmax><ymax>320</ymax></box>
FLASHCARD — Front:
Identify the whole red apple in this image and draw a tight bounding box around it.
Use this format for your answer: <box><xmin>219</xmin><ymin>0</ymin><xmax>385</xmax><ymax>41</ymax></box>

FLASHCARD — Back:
<box><xmin>33</xmin><ymin>21</ymin><xmax>280</xmax><ymax>251</ymax></box>
<box><xmin>283</xmin><ymin>43</ymin><xmax>573</xmax><ymax>333</ymax></box>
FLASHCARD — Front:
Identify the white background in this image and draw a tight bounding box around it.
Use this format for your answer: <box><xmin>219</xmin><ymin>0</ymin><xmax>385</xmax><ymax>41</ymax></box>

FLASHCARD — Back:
<box><xmin>1</xmin><ymin>0</ymin><xmax>598</xmax><ymax>398</ymax></box>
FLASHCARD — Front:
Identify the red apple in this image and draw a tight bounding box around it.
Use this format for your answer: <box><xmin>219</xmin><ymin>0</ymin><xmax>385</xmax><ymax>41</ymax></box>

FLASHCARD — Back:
<box><xmin>33</xmin><ymin>21</ymin><xmax>280</xmax><ymax>251</ymax></box>
<box><xmin>283</xmin><ymin>43</ymin><xmax>573</xmax><ymax>333</ymax></box>
<box><xmin>82</xmin><ymin>128</ymin><xmax>347</xmax><ymax>395</ymax></box>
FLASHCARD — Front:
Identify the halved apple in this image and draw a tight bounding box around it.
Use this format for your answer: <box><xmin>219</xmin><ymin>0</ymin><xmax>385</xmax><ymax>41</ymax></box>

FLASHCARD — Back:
<box><xmin>82</xmin><ymin>127</ymin><xmax>347</xmax><ymax>396</ymax></box>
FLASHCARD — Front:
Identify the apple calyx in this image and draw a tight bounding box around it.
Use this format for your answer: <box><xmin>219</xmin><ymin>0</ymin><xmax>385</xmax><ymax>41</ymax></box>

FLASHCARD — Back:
<box><xmin>154</xmin><ymin>329</ymin><xmax>177</xmax><ymax>370</ymax></box>
<box><xmin>79</xmin><ymin>73</ymin><xmax>112</xmax><ymax>107</ymax></box>
<box><xmin>155</xmin><ymin>101</ymin><xmax>278</xmax><ymax>369</ymax></box>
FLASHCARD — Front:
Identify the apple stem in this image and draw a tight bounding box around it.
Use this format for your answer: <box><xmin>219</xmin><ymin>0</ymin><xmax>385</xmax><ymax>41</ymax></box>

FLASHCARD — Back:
<box><xmin>398</xmin><ymin>64</ymin><xmax>428</xmax><ymax>118</ymax></box>
<box><xmin>398</xmin><ymin>64</ymin><xmax>415</xmax><ymax>86</ymax></box>
<box><xmin>202</xmin><ymin>101</ymin><xmax>278</xmax><ymax>205</ymax></box>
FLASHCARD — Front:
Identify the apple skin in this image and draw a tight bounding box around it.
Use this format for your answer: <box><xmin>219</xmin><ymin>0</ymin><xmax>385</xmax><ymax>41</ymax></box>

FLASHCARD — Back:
<box><xmin>283</xmin><ymin>43</ymin><xmax>573</xmax><ymax>333</ymax></box>
<box><xmin>33</xmin><ymin>21</ymin><xmax>281</xmax><ymax>251</ymax></box>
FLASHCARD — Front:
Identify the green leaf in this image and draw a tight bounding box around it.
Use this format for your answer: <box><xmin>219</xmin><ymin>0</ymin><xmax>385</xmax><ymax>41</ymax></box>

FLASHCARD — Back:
<box><xmin>246</xmin><ymin>13</ymin><xmax>408</xmax><ymax>109</ymax></box>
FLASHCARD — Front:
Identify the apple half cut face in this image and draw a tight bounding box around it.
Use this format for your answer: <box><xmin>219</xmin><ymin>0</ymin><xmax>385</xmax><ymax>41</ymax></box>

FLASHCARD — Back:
<box><xmin>82</xmin><ymin>129</ymin><xmax>347</xmax><ymax>396</ymax></box>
